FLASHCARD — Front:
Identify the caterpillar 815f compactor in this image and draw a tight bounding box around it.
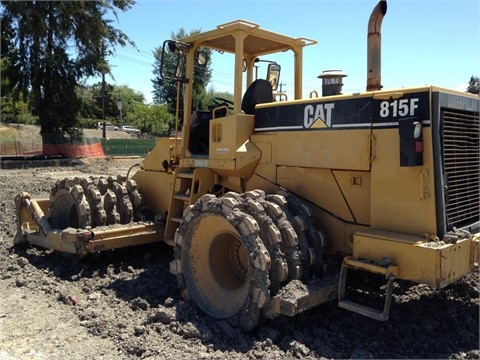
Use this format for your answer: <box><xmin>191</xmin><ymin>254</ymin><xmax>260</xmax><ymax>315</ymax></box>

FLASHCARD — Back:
<box><xmin>15</xmin><ymin>0</ymin><xmax>479</xmax><ymax>330</ymax></box>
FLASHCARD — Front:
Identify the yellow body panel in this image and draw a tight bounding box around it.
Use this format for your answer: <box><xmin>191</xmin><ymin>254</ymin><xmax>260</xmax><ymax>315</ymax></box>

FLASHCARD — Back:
<box><xmin>132</xmin><ymin>170</ymin><xmax>174</xmax><ymax>218</ymax></box>
<box><xmin>189</xmin><ymin>114</ymin><xmax>262</xmax><ymax>179</ymax></box>
<box><xmin>333</xmin><ymin>170</ymin><xmax>371</xmax><ymax>225</ymax></box>
<box><xmin>143</xmin><ymin>137</ymin><xmax>181</xmax><ymax>171</ymax></box>
<box><xmin>310</xmin><ymin>206</ymin><xmax>368</xmax><ymax>254</ymax></box>
<box><xmin>251</xmin><ymin>135</ymin><xmax>276</xmax><ymax>183</ymax></box>
<box><xmin>277</xmin><ymin>167</ymin><xmax>355</xmax><ymax>222</ymax></box>
<box><xmin>370</xmin><ymin>129</ymin><xmax>437</xmax><ymax>235</ymax></box>
<box><xmin>276</xmin><ymin>130</ymin><xmax>372</xmax><ymax>171</ymax></box>
<box><xmin>235</xmin><ymin>140</ymin><xmax>261</xmax><ymax>178</ymax></box>
<box><xmin>209</xmin><ymin>114</ymin><xmax>256</xmax><ymax>160</ymax></box>
<box><xmin>353</xmin><ymin>230</ymin><xmax>478</xmax><ymax>288</ymax></box>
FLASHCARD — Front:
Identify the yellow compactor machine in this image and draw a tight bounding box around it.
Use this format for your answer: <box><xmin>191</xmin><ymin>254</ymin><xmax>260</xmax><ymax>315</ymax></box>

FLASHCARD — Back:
<box><xmin>15</xmin><ymin>1</ymin><xmax>479</xmax><ymax>330</ymax></box>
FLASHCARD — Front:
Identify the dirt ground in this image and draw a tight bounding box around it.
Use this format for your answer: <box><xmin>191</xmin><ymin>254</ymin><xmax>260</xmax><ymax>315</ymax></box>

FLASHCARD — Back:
<box><xmin>0</xmin><ymin>139</ymin><xmax>479</xmax><ymax>359</ymax></box>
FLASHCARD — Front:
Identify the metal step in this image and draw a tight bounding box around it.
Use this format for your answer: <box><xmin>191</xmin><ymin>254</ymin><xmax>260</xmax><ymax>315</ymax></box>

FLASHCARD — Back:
<box><xmin>164</xmin><ymin>167</ymin><xmax>216</xmax><ymax>245</ymax></box>
<box><xmin>177</xmin><ymin>171</ymin><xmax>194</xmax><ymax>179</ymax></box>
<box><xmin>262</xmin><ymin>273</ymin><xmax>339</xmax><ymax>318</ymax></box>
<box><xmin>164</xmin><ymin>167</ymin><xmax>194</xmax><ymax>243</ymax></box>
<box><xmin>174</xmin><ymin>193</ymin><xmax>191</xmax><ymax>201</ymax></box>
<box><xmin>338</xmin><ymin>256</ymin><xmax>398</xmax><ymax>321</ymax></box>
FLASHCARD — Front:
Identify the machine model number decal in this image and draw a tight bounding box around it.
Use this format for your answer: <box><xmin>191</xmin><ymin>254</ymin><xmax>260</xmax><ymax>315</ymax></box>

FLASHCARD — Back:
<box><xmin>255</xmin><ymin>92</ymin><xmax>428</xmax><ymax>131</ymax></box>
<box><xmin>379</xmin><ymin>98</ymin><xmax>419</xmax><ymax>118</ymax></box>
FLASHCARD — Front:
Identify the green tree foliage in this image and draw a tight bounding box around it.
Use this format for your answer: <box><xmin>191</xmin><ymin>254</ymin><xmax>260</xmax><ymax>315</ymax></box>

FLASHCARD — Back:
<box><xmin>114</xmin><ymin>84</ymin><xmax>146</xmax><ymax>121</ymax></box>
<box><xmin>152</xmin><ymin>28</ymin><xmax>213</xmax><ymax>118</ymax></box>
<box><xmin>466</xmin><ymin>76</ymin><xmax>479</xmax><ymax>94</ymax></box>
<box><xmin>0</xmin><ymin>11</ymin><xmax>21</xmax><ymax>100</ymax></box>
<box><xmin>194</xmin><ymin>85</ymin><xmax>234</xmax><ymax>114</ymax></box>
<box><xmin>76</xmin><ymin>83</ymin><xmax>174</xmax><ymax>134</ymax></box>
<box><xmin>1</xmin><ymin>58</ymin><xmax>22</xmax><ymax>123</ymax></box>
<box><xmin>77</xmin><ymin>83</ymin><xmax>145</xmax><ymax>125</ymax></box>
<box><xmin>76</xmin><ymin>83</ymin><xmax>101</xmax><ymax>121</ymax></box>
<box><xmin>0</xmin><ymin>11</ymin><xmax>33</xmax><ymax>125</ymax></box>
<box><xmin>126</xmin><ymin>103</ymin><xmax>175</xmax><ymax>135</ymax></box>
<box><xmin>0</xmin><ymin>1</ymin><xmax>135</xmax><ymax>136</ymax></box>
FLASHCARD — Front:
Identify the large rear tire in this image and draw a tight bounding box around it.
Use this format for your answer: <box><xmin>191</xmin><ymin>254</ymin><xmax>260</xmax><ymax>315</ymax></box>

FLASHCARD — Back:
<box><xmin>172</xmin><ymin>189</ymin><xmax>327</xmax><ymax>330</ymax></box>
<box><xmin>172</xmin><ymin>194</ymin><xmax>271</xmax><ymax>331</ymax></box>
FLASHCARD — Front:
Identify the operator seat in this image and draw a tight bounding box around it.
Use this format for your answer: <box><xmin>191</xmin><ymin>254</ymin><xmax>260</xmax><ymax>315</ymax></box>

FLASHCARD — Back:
<box><xmin>189</xmin><ymin>110</ymin><xmax>211</xmax><ymax>155</ymax></box>
<box><xmin>189</xmin><ymin>104</ymin><xmax>229</xmax><ymax>155</ymax></box>
<box><xmin>241</xmin><ymin>79</ymin><xmax>274</xmax><ymax>115</ymax></box>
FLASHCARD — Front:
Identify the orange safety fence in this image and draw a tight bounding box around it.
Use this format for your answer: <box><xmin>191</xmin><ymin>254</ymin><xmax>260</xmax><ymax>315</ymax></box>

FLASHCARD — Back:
<box><xmin>42</xmin><ymin>141</ymin><xmax>105</xmax><ymax>158</ymax></box>
<box><xmin>0</xmin><ymin>136</ymin><xmax>105</xmax><ymax>158</ymax></box>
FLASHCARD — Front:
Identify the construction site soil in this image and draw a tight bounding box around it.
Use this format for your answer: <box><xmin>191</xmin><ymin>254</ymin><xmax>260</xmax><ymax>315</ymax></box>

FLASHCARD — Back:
<box><xmin>0</xmin><ymin>149</ymin><xmax>479</xmax><ymax>358</ymax></box>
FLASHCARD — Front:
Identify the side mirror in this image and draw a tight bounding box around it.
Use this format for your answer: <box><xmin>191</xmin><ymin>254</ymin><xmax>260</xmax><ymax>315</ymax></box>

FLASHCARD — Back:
<box><xmin>267</xmin><ymin>63</ymin><xmax>281</xmax><ymax>91</ymax></box>
<box><xmin>160</xmin><ymin>40</ymin><xmax>190</xmax><ymax>82</ymax></box>
<box><xmin>196</xmin><ymin>50</ymin><xmax>208</xmax><ymax>66</ymax></box>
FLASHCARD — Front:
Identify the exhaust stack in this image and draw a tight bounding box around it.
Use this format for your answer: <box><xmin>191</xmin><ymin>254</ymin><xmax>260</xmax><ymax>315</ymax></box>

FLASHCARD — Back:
<box><xmin>318</xmin><ymin>70</ymin><xmax>348</xmax><ymax>96</ymax></box>
<box><xmin>366</xmin><ymin>0</ymin><xmax>387</xmax><ymax>91</ymax></box>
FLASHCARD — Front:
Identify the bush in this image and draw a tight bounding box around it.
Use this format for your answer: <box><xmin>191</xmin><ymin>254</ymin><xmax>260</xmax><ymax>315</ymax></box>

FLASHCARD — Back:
<box><xmin>79</xmin><ymin>117</ymin><xmax>100</xmax><ymax>129</ymax></box>
<box><xmin>1</xmin><ymin>113</ymin><xmax>38</xmax><ymax>125</ymax></box>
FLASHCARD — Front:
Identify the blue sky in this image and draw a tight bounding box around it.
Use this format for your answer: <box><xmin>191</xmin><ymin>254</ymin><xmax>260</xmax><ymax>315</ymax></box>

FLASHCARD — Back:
<box><xmin>94</xmin><ymin>0</ymin><xmax>480</xmax><ymax>103</ymax></box>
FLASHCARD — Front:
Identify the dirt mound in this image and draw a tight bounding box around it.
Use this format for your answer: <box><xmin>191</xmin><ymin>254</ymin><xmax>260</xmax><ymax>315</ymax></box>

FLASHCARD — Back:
<box><xmin>0</xmin><ymin>159</ymin><xmax>478</xmax><ymax>359</ymax></box>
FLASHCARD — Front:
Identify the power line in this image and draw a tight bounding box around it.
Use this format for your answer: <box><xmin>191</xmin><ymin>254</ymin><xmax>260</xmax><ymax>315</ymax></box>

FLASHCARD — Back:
<box><xmin>117</xmin><ymin>45</ymin><xmax>155</xmax><ymax>60</ymax></box>
<box><xmin>112</xmin><ymin>54</ymin><xmax>152</xmax><ymax>67</ymax></box>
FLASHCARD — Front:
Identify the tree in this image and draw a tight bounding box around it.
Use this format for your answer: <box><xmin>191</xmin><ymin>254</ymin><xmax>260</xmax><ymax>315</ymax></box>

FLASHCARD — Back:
<box><xmin>112</xmin><ymin>84</ymin><xmax>145</xmax><ymax>123</ymax></box>
<box><xmin>76</xmin><ymin>83</ymin><xmax>173</xmax><ymax>134</ymax></box>
<box><xmin>77</xmin><ymin>83</ymin><xmax>145</xmax><ymax>125</ymax></box>
<box><xmin>127</xmin><ymin>103</ymin><xmax>174</xmax><ymax>135</ymax></box>
<box><xmin>0</xmin><ymin>1</ymin><xmax>135</xmax><ymax>139</ymax></box>
<box><xmin>152</xmin><ymin>28</ymin><xmax>213</xmax><ymax>118</ymax></box>
<box><xmin>0</xmin><ymin>8</ymin><xmax>30</xmax><ymax>124</ymax></box>
<box><xmin>466</xmin><ymin>76</ymin><xmax>479</xmax><ymax>94</ymax></box>
<box><xmin>76</xmin><ymin>83</ymin><xmax>102</xmax><ymax>122</ymax></box>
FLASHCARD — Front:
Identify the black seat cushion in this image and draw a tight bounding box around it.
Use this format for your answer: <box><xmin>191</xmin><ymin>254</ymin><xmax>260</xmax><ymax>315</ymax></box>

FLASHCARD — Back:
<box><xmin>242</xmin><ymin>79</ymin><xmax>274</xmax><ymax>115</ymax></box>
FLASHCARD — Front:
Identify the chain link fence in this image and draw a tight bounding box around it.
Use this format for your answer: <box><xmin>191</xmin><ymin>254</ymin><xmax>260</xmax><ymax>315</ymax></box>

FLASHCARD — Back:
<box><xmin>0</xmin><ymin>137</ymin><xmax>43</xmax><ymax>156</ymax></box>
<box><xmin>0</xmin><ymin>136</ymin><xmax>156</xmax><ymax>157</ymax></box>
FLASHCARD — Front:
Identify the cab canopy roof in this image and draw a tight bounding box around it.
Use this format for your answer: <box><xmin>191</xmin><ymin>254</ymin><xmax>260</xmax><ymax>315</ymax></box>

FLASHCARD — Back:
<box><xmin>179</xmin><ymin>19</ymin><xmax>316</xmax><ymax>57</ymax></box>
<box><xmin>177</xmin><ymin>20</ymin><xmax>317</xmax><ymax>112</ymax></box>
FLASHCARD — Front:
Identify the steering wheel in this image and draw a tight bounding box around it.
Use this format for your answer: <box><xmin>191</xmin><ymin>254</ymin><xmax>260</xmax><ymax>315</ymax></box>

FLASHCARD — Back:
<box><xmin>212</xmin><ymin>97</ymin><xmax>234</xmax><ymax>110</ymax></box>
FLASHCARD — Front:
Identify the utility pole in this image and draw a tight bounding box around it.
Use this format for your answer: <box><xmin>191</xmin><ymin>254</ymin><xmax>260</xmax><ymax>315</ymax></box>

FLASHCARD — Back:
<box><xmin>278</xmin><ymin>82</ymin><xmax>287</xmax><ymax>101</ymax></box>
<box><xmin>117</xmin><ymin>99</ymin><xmax>123</xmax><ymax>129</ymax></box>
<box><xmin>101</xmin><ymin>70</ymin><xmax>106</xmax><ymax>138</ymax></box>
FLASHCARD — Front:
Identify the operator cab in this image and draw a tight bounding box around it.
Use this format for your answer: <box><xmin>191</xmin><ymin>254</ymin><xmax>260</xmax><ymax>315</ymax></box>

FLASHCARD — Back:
<box><xmin>189</xmin><ymin>69</ymin><xmax>277</xmax><ymax>156</ymax></box>
<box><xmin>158</xmin><ymin>20</ymin><xmax>316</xmax><ymax>158</ymax></box>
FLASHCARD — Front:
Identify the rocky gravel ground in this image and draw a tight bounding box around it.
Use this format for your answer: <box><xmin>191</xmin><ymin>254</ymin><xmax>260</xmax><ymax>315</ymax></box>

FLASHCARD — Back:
<box><xmin>0</xmin><ymin>156</ymin><xmax>479</xmax><ymax>359</ymax></box>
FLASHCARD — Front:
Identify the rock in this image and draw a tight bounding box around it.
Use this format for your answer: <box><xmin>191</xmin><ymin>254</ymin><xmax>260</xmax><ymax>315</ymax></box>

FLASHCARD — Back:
<box><xmin>149</xmin><ymin>306</ymin><xmax>177</xmax><ymax>324</ymax></box>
